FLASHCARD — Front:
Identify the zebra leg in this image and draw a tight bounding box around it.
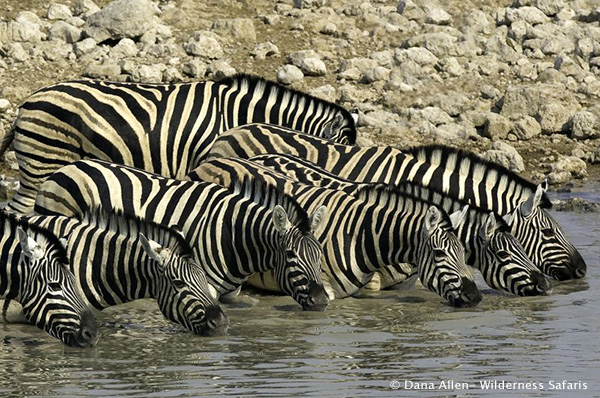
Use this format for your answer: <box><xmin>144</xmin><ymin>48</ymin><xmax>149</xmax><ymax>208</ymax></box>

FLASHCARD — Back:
<box><xmin>1</xmin><ymin>300</ymin><xmax>27</xmax><ymax>324</ymax></box>
<box><xmin>363</xmin><ymin>273</ymin><xmax>382</xmax><ymax>291</ymax></box>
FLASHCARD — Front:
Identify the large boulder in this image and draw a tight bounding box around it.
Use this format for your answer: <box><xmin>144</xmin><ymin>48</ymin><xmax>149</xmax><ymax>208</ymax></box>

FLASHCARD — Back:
<box><xmin>84</xmin><ymin>0</ymin><xmax>160</xmax><ymax>42</ymax></box>
<box><xmin>483</xmin><ymin>142</ymin><xmax>525</xmax><ymax>173</ymax></box>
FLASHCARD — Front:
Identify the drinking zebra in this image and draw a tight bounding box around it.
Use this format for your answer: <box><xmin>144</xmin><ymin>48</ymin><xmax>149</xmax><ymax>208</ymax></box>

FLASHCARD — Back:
<box><xmin>34</xmin><ymin>160</ymin><xmax>329</xmax><ymax>311</ymax></box>
<box><xmin>9</xmin><ymin>209</ymin><xmax>228</xmax><ymax>336</ymax></box>
<box><xmin>206</xmin><ymin>123</ymin><xmax>586</xmax><ymax>281</ymax></box>
<box><xmin>192</xmin><ymin>159</ymin><xmax>481</xmax><ymax>306</ymax></box>
<box><xmin>0</xmin><ymin>210</ymin><xmax>97</xmax><ymax>347</ymax></box>
<box><xmin>189</xmin><ymin>156</ymin><xmax>551</xmax><ymax>298</ymax></box>
<box><xmin>0</xmin><ymin>74</ymin><xmax>356</xmax><ymax>214</ymax></box>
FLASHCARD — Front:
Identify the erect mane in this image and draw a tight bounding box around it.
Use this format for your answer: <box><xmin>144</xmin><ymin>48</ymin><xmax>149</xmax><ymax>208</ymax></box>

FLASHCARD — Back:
<box><xmin>353</xmin><ymin>183</ymin><xmax>453</xmax><ymax>226</ymax></box>
<box><xmin>228</xmin><ymin>174</ymin><xmax>312</xmax><ymax>234</ymax></box>
<box><xmin>0</xmin><ymin>210</ymin><xmax>69</xmax><ymax>264</ymax></box>
<box><xmin>80</xmin><ymin>208</ymin><xmax>194</xmax><ymax>258</ymax></box>
<box><xmin>405</xmin><ymin>144</ymin><xmax>552</xmax><ymax>209</ymax></box>
<box><xmin>219</xmin><ymin>73</ymin><xmax>357</xmax><ymax>144</ymax></box>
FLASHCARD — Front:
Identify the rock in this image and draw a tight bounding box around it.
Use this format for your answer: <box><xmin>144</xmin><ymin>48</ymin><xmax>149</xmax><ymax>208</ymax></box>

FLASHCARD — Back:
<box><xmin>426</xmin><ymin>8</ymin><xmax>452</xmax><ymax>25</ymax></box>
<box><xmin>3</xmin><ymin>151</ymin><xmax>19</xmax><ymax>170</ymax></box>
<box><xmin>553</xmin><ymin>198</ymin><xmax>600</xmax><ymax>213</ymax></box>
<box><xmin>569</xmin><ymin>111</ymin><xmax>597</xmax><ymax>139</ymax></box>
<box><xmin>289</xmin><ymin>50</ymin><xmax>320</xmax><ymax>67</ymax></box>
<box><xmin>276</xmin><ymin>65</ymin><xmax>304</xmax><ymax>85</ymax></box>
<box><xmin>511</xmin><ymin>116</ymin><xmax>542</xmax><ymax>140</ymax></box>
<box><xmin>483</xmin><ymin>34</ymin><xmax>522</xmax><ymax>64</ymax></box>
<box><xmin>340</xmin><ymin>57</ymin><xmax>378</xmax><ymax>73</ymax></box>
<box><xmin>209</xmin><ymin>60</ymin><xmax>237</xmax><ymax>80</ymax></box>
<box><xmin>83</xmin><ymin>62</ymin><xmax>121</xmax><ymax>79</ymax></box>
<box><xmin>182</xmin><ymin>59</ymin><xmax>207</xmax><ymax>78</ymax></box>
<box><xmin>7</xmin><ymin>43</ymin><xmax>29</xmax><ymax>62</ymax></box>
<box><xmin>534</xmin><ymin>0</ymin><xmax>565</xmax><ymax>16</ymax></box>
<box><xmin>47</xmin><ymin>3</ymin><xmax>73</xmax><ymax>20</ymax></box>
<box><xmin>362</xmin><ymin>66</ymin><xmax>390</xmax><ymax>83</ymax></box>
<box><xmin>0</xmin><ymin>176</ymin><xmax>19</xmax><ymax>201</ymax></box>
<box><xmin>251</xmin><ymin>42</ymin><xmax>280</xmax><ymax>60</ymax></box>
<box><xmin>74</xmin><ymin>37</ymin><xmax>97</xmax><ymax>56</ymax></box>
<box><xmin>480</xmin><ymin>85</ymin><xmax>501</xmax><ymax>100</ymax></box>
<box><xmin>183</xmin><ymin>31</ymin><xmax>223</xmax><ymax>60</ymax></box>
<box><xmin>483</xmin><ymin>141</ymin><xmax>525</xmax><ymax>173</ymax></box>
<box><xmin>298</xmin><ymin>58</ymin><xmax>326</xmax><ymax>76</ymax></box>
<box><xmin>294</xmin><ymin>0</ymin><xmax>329</xmax><ymax>9</ymax></box>
<box><xmin>505</xmin><ymin>6</ymin><xmax>550</xmax><ymax>25</ymax></box>
<box><xmin>317</xmin><ymin>21</ymin><xmax>337</xmax><ymax>35</ymax></box>
<box><xmin>74</xmin><ymin>0</ymin><xmax>100</xmax><ymax>17</ymax></box>
<box><xmin>48</xmin><ymin>21</ymin><xmax>82</xmax><ymax>43</ymax></box>
<box><xmin>5</xmin><ymin>17</ymin><xmax>45</xmax><ymax>43</ymax></box>
<box><xmin>370</xmin><ymin>50</ymin><xmax>394</xmax><ymax>68</ymax></box>
<box><xmin>0</xmin><ymin>99</ymin><xmax>10</xmax><ymax>113</ymax></box>
<box><xmin>109</xmin><ymin>38</ymin><xmax>139</xmax><ymax>59</ymax></box>
<box><xmin>211</xmin><ymin>18</ymin><xmax>256</xmax><ymax>42</ymax></box>
<box><xmin>483</xmin><ymin>113</ymin><xmax>512</xmax><ymax>140</ymax></box>
<box><xmin>38</xmin><ymin>40</ymin><xmax>73</xmax><ymax>61</ymax></box>
<box><xmin>309</xmin><ymin>85</ymin><xmax>338</xmax><ymax>103</ymax></box>
<box><xmin>131</xmin><ymin>64</ymin><xmax>167</xmax><ymax>83</ymax></box>
<box><xmin>548</xmin><ymin>155</ymin><xmax>588</xmax><ymax>183</ymax></box>
<box><xmin>396</xmin><ymin>0</ymin><xmax>426</xmax><ymax>22</ymax></box>
<box><xmin>409</xmin><ymin>106</ymin><xmax>453</xmax><ymax>126</ymax></box>
<box><xmin>546</xmin><ymin>170</ymin><xmax>571</xmax><ymax>185</ymax></box>
<box><xmin>538</xmin><ymin>103</ymin><xmax>571</xmax><ymax>134</ymax></box>
<box><xmin>163</xmin><ymin>67</ymin><xmax>183</xmax><ymax>83</ymax></box>
<box><xmin>438</xmin><ymin>57</ymin><xmax>464</xmax><ymax>77</ymax></box>
<box><xmin>339</xmin><ymin>67</ymin><xmax>362</xmax><ymax>81</ymax></box>
<box><xmin>394</xmin><ymin>47</ymin><xmax>438</xmax><ymax>66</ymax></box>
<box><xmin>84</xmin><ymin>0</ymin><xmax>160</xmax><ymax>42</ymax></box>
<box><xmin>402</xmin><ymin>33</ymin><xmax>459</xmax><ymax>58</ymax></box>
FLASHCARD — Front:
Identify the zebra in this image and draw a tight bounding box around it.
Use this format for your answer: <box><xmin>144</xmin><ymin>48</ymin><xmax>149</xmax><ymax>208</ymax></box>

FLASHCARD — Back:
<box><xmin>189</xmin><ymin>156</ymin><xmax>551</xmax><ymax>298</ymax></box>
<box><xmin>205</xmin><ymin>123</ymin><xmax>586</xmax><ymax>281</ymax></box>
<box><xmin>0</xmin><ymin>210</ymin><xmax>98</xmax><ymax>347</ymax></box>
<box><xmin>190</xmin><ymin>158</ymin><xmax>482</xmax><ymax>306</ymax></box>
<box><xmin>1</xmin><ymin>74</ymin><xmax>357</xmax><ymax>214</ymax></box>
<box><xmin>12</xmin><ymin>209</ymin><xmax>228</xmax><ymax>336</ymax></box>
<box><xmin>33</xmin><ymin>160</ymin><xmax>329</xmax><ymax>311</ymax></box>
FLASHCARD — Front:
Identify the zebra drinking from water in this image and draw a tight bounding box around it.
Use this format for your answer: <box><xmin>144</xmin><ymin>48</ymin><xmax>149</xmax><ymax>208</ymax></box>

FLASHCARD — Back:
<box><xmin>34</xmin><ymin>160</ymin><xmax>329</xmax><ymax>311</ymax></box>
<box><xmin>1</xmin><ymin>75</ymin><xmax>357</xmax><ymax>214</ymax></box>
<box><xmin>0</xmin><ymin>210</ymin><xmax>98</xmax><ymax>347</ymax></box>
<box><xmin>9</xmin><ymin>209</ymin><xmax>228</xmax><ymax>336</ymax></box>
<box><xmin>206</xmin><ymin>123</ymin><xmax>586</xmax><ymax>281</ymax></box>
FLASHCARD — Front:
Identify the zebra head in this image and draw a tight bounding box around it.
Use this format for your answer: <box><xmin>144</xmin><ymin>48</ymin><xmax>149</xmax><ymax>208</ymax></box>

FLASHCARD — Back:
<box><xmin>417</xmin><ymin>206</ymin><xmax>481</xmax><ymax>307</ymax></box>
<box><xmin>139</xmin><ymin>233</ymin><xmax>229</xmax><ymax>336</ymax></box>
<box><xmin>321</xmin><ymin>112</ymin><xmax>357</xmax><ymax>145</ymax></box>
<box><xmin>504</xmin><ymin>182</ymin><xmax>587</xmax><ymax>281</ymax></box>
<box><xmin>470</xmin><ymin>212</ymin><xmax>552</xmax><ymax>296</ymax></box>
<box><xmin>271</xmin><ymin>204</ymin><xmax>329</xmax><ymax>311</ymax></box>
<box><xmin>17</xmin><ymin>227</ymin><xmax>98</xmax><ymax>348</ymax></box>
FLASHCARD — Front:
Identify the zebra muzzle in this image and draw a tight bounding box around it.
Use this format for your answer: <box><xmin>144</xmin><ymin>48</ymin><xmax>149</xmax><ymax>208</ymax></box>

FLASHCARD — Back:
<box><xmin>67</xmin><ymin>310</ymin><xmax>99</xmax><ymax>348</ymax></box>
<box><xmin>302</xmin><ymin>281</ymin><xmax>329</xmax><ymax>312</ymax></box>
<box><xmin>448</xmin><ymin>278</ymin><xmax>482</xmax><ymax>308</ymax></box>
<box><xmin>200</xmin><ymin>305</ymin><xmax>229</xmax><ymax>336</ymax></box>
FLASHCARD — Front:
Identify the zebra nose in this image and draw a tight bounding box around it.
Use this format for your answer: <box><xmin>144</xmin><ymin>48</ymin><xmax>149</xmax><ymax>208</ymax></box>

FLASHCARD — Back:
<box><xmin>302</xmin><ymin>281</ymin><xmax>329</xmax><ymax>312</ymax></box>
<box><xmin>532</xmin><ymin>271</ymin><xmax>552</xmax><ymax>295</ymax></box>
<box><xmin>569</xmin><ymin>251</ymin><xmax>587</xmax><ymax>279</ymax></box>
<box><xmin>202</xmin><ymin>305</ymin><xmax>229</xmax><ymax>336</ymax></box>
<box><xmin>76</xmin><ymin>311</ymin><xmax>99</xmax><ymax>347</ymax></box>
<box><xmin>449</xmin><ymin>278</ymin><xmax>482</xmax><ymax>308</ymax></box>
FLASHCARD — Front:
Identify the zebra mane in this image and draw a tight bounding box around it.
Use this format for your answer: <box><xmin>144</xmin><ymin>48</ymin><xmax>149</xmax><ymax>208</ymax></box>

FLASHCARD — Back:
<box><xmin>0</xmin><ymin>210</ymin><xmax>69</xmax><ymax>264</ymax></box>
<box><xmin>219</xmin><ymin>73</ymin><xmax>357</xmax><ymax>144</ymax></box>
<box><xmin>405</xmin><ymin>144</ymin><xmax>552</xmax><ymax>208</ymax></box>
<box><xmin>80</xmin><ymin>207</ymin><xmax>194</xmax><ymax>258</ymax></box>
<box><xmin>228</xmin><ymin>175</ymin><xmax>312</xmax><ymax>234</ymax></box>
<box><xmin>353</xmin><ymin>183</ymin><xmax>454</xmax><ymax>226</ymax></box>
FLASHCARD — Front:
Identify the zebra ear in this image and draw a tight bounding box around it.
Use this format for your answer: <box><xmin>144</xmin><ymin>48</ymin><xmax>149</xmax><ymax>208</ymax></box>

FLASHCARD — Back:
<box><xmin>349</xmin><ymin>107</ymin><xmax>360</xmax><ymax>125</ymax></box>
<box><xmin>17</xmin><ymin>227</ymin><xmax>44</xmax><ymax>261</ymax></box>
<box><xmin>449</xmin><ymin>205</ymin><xmax>469</xmax><ymax>230</ymax></box>
<box><xmin>59</xmin><ymin>237</ymin><xmax>69</xmax><ymax>250</ymax></box>
<box><xmin>272</xmin><ymin>205</ymin><xmax>290</xmax><ymax>232</ymax></box>
<box><xmin>502</xmin><ymin>211</ymin><xmax>515</xmax><ymax>226</ymax></box>
<box><xmin>139</xmin><ymin>233</ymin><xmax>170</xmax><ymax>266</ymax></box>
<box><xmin>521</xmin><ymin>183</ymin><xmax>546</xmax><ymax>217</ymax></box>
<box><xmin>423</xmin><ymin>206</ymin><xmax>442</xmax><ymax>236</ymax></box>
<box><xmin>309</xmin><ymin>205</ymin><xmax>327</xmax><ymax>232</ymax></box>
<box><xmin>479</xmin><ymin>213</ymin><xmax>497</xmax><ymax>241</ymax></box>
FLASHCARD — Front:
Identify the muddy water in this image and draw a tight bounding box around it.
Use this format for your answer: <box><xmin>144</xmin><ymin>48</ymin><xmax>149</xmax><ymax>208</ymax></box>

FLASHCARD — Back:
<box><xmin>0</xmin><ymin>199</ymin><xmax>597</xmax><ymax>397</ymax></box>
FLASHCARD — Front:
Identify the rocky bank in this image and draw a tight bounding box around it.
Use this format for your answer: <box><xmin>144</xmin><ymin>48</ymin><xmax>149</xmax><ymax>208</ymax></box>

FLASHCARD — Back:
<box><xmin>1</xmin><ymin>0</ymin><xmax>600</xmax><ymax>201</ymax></box>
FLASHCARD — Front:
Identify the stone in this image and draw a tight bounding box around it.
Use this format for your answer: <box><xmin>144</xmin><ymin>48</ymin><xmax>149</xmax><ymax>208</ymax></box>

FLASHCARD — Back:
<box><xmin>74</xmin><ymin>0</ymin><xmax>100</xmax><ymax>17</ymax></box>
<box><xmin>182</xmin><ymin>59</ymin><xmax>207</xmax><ymax>78</ymax></box>
<box><xmin>362</xmin><ymin>66</ymin><xmax>390</xmax><ymax>83</ymax></box>
<box><xmin>409</xmin><ymin>107</ymin><xmax>453</xmax><ymax>126</ymax></box>
<box><xmin>83</xmin><ymin>62</ymin><xmax>121</xmax><ymax>78</ymax></box>
<box><xmin>317</xmin><ymin>22</ymin><xmax>337</xmax><ymax>35</ymax></box>
<box><xmin>339</xmin><ymin>57</ymin><xmax>378</xmax><ymax>73</ymax></box>
<box><xmin>38</xmin><ymin>39</ymin><xmax>73</xmax><ymax>61</ymax></box>
<box><xmin>538</xmin><ymin>103</ymin><xmax>571</xmax><ymax>134</ymax></box>
<box><xmin>309</xmin><ymin>85</ymin><xmax>338</xmax><ymax>103</ymax></box>
<box><xmin>394</xmin><ymin>47</ymin><xmax>438</xmax><ymax>65</ymax></box>
<box><xmin>426</xmin><ymin>8</ymin><xmax>452</xmax><ymax>25</ymax></box>
<box><xmin>5</xmin><ymin>18</ymin><xmax>45</xmax><ymax>43</ymax></box>
<box><xmin>370</xmin><ymin>50</ymin><xmax>394</xmax><ymax>68</ymax></box>
<box><xmin>505</xmin><ymin>6</ymin><xmax>550</xmax><ymax>25</ymax></box>
<box><xmin>299</xmin><ymin>58</ymin><xmax>327</xmax><ymax>76</ymax></box>
<box><xmin>3</xmin><ymin>150</ymin><xmax>19</xmax><ymax>170</ymax></box>
<box><xmin>183</xmin><ymin>31</ymin><xmax>223</xmax><ymax>60</ymax></box>
<box><xmin>0</xmin><ymin>176</ymin><xmax>19</xmax><ymax>201</ymax></box>
<box><xmin>131</xmin><ymin>64</ymin><xmax>167</xmax><ymax>83</ymax></box>
<box><xmin>511</xmin><ymin>116</ymin><xmax>542</xmax><ymax>140</ymax></box>
<box><xmin>534</xmin><ymin>0</ymin><xmax>565</xmax><ymax>16</ymax></box>
<box><xmin>84</xmin><ymin>0</ymin><xmax>160</xmax><ymax>42</ymax></box>
<box><xmin>251</xmin><ymin>42</ymin><xmax>280</xmax><ymax>60</ymax></box>
<box><xmin>210</xmin><ymin>60</ymin><xmax>237</xmax><ymax>80</ymax></box>
<box><xmin>109</xmin><ymin>38</ymin><xmax>139</xmax><ymax>59</ymax></box>
<box><xmin>402</xmin><ymin>33</ymin><xmax>459</xmax><ymax>58</ymax></box>
<box><xmin>547</xmin><ymin>155</ymin><xmax>587</xmax><ymax>184</ymax></box>
<box><xmin>48</xmin><ymin>21</ymin><xmax>82</xmax><ymax>44</ymax></box>
<box><xmin>74</xmin><ymin>37</ymin><xmax>97</xmax><ymax>56</ymax></box>
<box><xmin>483</xmin><ymin>113</ymin><xmax>512</xmax><ymax>140</ymax></box>
<box><xmin>480</xmin><ymin>85</ymin><xmax>501</xmax><ymax>100</ymax></box>
<box><xmin>338</xmin><ymin>67</ymin><xmax>362</xmax><ymax>81</ymax></box>
<box><xmin>163</xmin><ymin>67</ymin><xmax>183</xmax><ymax>83</ymax></box>
<box><xmin>289</xmin><ymin>50</ymin><xmax>320</xmax><ymax>67</ymax></box>
<box><xmin>483</xmin><ymin>141</ymin><xmax>525</xmax><ymax>173</ymax></box>
<box><xmin>48</xmin><ymin>3</ymin><xmax>73</xmax><ymax>20</ymax></box>
<box><xmin>396</xmin><ymin>0</ymin><xmax>426</xmax><ymax>22</ymax></box>
<box><xmin>7</xmin><ymin>43</ymin><xmax>29</xmax><ymax>62</ymax></box>
<box><xmin>569</xmin><ymin>111</ymin><xmax>597</xmax><ymax>139</ymax></box>
<box><xmin>0</xmin><ymin>99</ymin><xmax>11</xmax><ymax>113</ymax></box>
<box><xmin>438</xmin><ymin>57</ymin><xmax>464</xmax><ymax>77</ymax></box>
<box><xmin>276</xmin><ymin>65</ymin><xmax>304</xmax><ymax>85</ymax></box>
<box><xmin>211</xmin><ymin>18</ymin><xmax>256</xmax><ymax>42</ymax></box>
<box><xmin>294</xmin><ymin>0</ymin><xmax>329</xmax><ymax>9</ymax></box>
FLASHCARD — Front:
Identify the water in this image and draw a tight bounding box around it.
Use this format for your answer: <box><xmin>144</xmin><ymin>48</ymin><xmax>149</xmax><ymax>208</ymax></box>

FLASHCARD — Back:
<box><xmin>0</xmin><ymin>197</ymin><xmax>598</xmax><ymax>397</ymax></box>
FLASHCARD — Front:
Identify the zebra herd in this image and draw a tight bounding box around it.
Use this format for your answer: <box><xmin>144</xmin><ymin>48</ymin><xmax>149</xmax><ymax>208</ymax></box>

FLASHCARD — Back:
<box><xmin>0</xmin><ymin>74</ymin><xmax>586</xmax><ymax>347</ymax></box>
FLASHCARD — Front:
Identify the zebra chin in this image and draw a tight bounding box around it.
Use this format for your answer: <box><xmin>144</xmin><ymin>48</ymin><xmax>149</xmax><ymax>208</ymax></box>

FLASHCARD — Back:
<box><xmin>548</xmin><ymin>251</ymin><xmax>587</xmax><ymax>281</ymax></box>
<box><xmin>518</xmin><ymin>271</ymin><xmax>552</xmax><ymax>296</ymax></box>
<box><xmin>300</xmin><ymin>281</ymin><xmax>329</xmax><ymax>312</ymax></box>
<box><xmin>446</xmin><ymin>278</ymin><xmax>482</xmax><ymax>308</ymax></box>
<box><xmin>60</xmin><ymin>311</ymin><xmax>99</xmax><ymax>348</ymax></box>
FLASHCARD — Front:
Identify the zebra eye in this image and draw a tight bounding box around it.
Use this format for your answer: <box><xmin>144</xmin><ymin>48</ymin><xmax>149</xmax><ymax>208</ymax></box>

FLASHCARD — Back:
<box><xmin>173</xmin><ymin>279</ymin><xmax>186</xmax><ymax>290</ymax></box>
<box><xmin>433</xmin><ymin>249</ymin><xmax>446</xmax><ymax>258</ymax></box>
<box><xmin>286</xmin><ymin>250</ymin><xmax>297</xmax><ymax>258</ymax></box>
<box><xmin>497</xmin><ymin>250</ymin><xmax>511</xmax><ymax>261</ymax></box>
<box><xmin>541</xmin><ymin>228</ymin><xmax>554</xmax><ymax>237</ymax></box>
<box><xmin>48</xmin><ymin>282</ymin><xmax>62</xmax><ymax>293</ymax></box>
